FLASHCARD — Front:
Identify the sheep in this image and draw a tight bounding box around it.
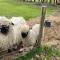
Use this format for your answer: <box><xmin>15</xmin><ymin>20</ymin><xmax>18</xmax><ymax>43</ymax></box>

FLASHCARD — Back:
<box><xmin>10</xmin><ymin>16</ymin><xmax>29</xmax><ymax>42</ymax></box>
<box><xmin>26</xmin><ymin>24</ymin><xmax>40</xmax><ymax>46</ymax></box>
<box><xmin>10</xmin><ymin>17</ymin><xmax>30</xmax><ymax>50</ymax></box>
<box><xmin>0</xmin><ymin>16</ymin><xmax>29</xmax><ymax>52</ymax></box>
<box><xmin>0</xmin><ymin>16</ymin><xmax>14</xmax><ymax>51</ymax></box>
<box><xmin>17</xmin><ymin>24</ymin><xmax>41</xmax><ymax>52</ymax></box>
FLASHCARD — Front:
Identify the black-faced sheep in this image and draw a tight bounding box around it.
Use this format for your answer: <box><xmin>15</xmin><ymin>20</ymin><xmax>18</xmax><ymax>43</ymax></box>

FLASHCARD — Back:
<box><xmin>0</xmin><ymin>16</ymin><xmax>29</xmax><ymax>52</ymax></box>
<box><xmin>10</xmin><ymin>17</ymin><xmax>29</xmax><ymax>51</ymax></box>
<box><xmin>0</xmin><ymin>16</ymin><xmax>14</xmax><ymax>51</ymax></box>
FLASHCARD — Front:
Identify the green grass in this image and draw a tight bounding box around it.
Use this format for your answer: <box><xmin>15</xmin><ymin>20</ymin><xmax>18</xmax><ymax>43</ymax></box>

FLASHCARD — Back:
<box><xmin>14</xmin><ymin>46</ymin><xmax>60</xmax><ymax>60</ymax></box>
<box><xmin>0</xmin><ymin>0</ymin><xmax>59</xmax><ymax>20</ymax></box>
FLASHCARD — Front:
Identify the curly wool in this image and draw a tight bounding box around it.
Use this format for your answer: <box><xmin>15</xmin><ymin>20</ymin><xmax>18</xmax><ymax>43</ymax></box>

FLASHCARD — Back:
<box><xmin>10</xmin><ymin>17</ymin><xmax>29</xmax><ymax>48</ymax></box>
<box><xmin>0</xmin><ymin>17</ymin><xmax>14</xmax><ymax>51</ymax></box>
<box><xmin>10</xmin><ymin>17</ymin><xmax>26</xmax><ymax>25</ymax></box>
<box><xmin>24</xmin><ymin>24</ymin><xmax>40</xmax><ymax>47</ymax></box>
<box><xmin>0</xmin><ymin>16</ymin><xmax>29</xmax><ymax>51</ymax></box>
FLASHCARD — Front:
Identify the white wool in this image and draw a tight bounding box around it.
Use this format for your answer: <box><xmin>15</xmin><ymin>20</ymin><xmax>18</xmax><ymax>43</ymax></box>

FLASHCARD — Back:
<box><xmin>0</xmin><ymin>26</ymin><xmax>14</xmax><ymax>50</ymax></box>
<box><xmin>24</xmin><ymin>24</ymin><xmax>40</xmax><ymax>47</ymax></box>
<box><xmin>20</xmin><ymin>24</ymin><xmax>29</xmax><ymax>38</ymax></box>
<box><xmin>10</xmin><ymin>16</ymin><xmax>29</xmax><ymax>45</ymax></box>
<box><xmin>10</xmin><ymin>17</ymin><xmax>26</xmax><ymax>25</ymax></box>
<box><xmin>0</xmin><ymin>17</ymin><xmax>14</xmax><ymax>50</ymax></box>
<box><xmin>13</xmin><ymin>24</ymin><xmax>29</xmax><ymax>45</ymax></box>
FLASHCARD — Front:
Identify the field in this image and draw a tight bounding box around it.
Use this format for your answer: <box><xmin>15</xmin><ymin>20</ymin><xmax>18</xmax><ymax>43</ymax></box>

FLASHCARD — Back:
<box><xmin>0</xmin><ymin>0</ymin><xmax>58</xmax><ymax>20</ymax></box>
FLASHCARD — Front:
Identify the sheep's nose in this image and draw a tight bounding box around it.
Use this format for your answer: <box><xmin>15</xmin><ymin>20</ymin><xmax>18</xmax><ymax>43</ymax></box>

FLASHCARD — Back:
<box><xmin>21</xmin><ymin>32</ymin><xmax>28</xmax><ymax>38</ymax></box>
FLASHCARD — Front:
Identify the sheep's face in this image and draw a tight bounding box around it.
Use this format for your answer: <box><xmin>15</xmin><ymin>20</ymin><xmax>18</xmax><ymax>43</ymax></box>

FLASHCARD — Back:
<box><xmin>20</xmin><ymin>24</ymin><xmax>29</xmax><ymax>38</ymax></box>
<box><xmin>0</xmin><ymin>19</ymin><xmax>10</xmax><ymax>35</ymax></box>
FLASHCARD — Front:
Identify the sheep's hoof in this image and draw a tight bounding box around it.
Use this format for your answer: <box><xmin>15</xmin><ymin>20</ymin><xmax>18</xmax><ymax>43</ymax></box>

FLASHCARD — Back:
<box><xmin>8</xmin><ymin>49</ymin><xmax>12</xmax><ymax>53</ymax></box>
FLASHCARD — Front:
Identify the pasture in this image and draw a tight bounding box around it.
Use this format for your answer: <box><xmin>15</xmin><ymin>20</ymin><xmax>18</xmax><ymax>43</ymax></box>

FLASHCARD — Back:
<box><xmin>0</xmin><ymin>0</ymin><xmax>58</xmax><ymax>20</ymax></box>
<box><xmin>0</xmin><ymin>0</ymin><xmax>60</xmax><ymax>60</ymax></box>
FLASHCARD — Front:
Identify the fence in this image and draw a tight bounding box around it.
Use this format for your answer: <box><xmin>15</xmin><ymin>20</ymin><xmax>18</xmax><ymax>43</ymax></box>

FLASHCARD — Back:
<box><xmin>16</xmin><ymin>0</ymin><xmax>60</xmax><ymax>5</ymax></box>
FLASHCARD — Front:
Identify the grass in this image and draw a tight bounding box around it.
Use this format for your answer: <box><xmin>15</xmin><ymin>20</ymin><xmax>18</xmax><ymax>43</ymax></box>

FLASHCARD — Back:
<box><xmin>0</xmin><ymin>0</ymin><xmax>59</xmax><ymax>20</ymax></box>
<box><xmin>14</xmin><ymin>46</ymin><xmax>60</xmax><ymax>60</ymax></box>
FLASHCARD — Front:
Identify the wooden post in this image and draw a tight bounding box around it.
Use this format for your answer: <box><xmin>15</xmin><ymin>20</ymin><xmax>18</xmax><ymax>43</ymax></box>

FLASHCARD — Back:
<box><xmin>35</xmin><ymin>5</ymin><xmax>47</xmax><ymax>60</ymax></box>
<box><xmin>36</xmin><ymin>6</ymin><xmax>46</xmax><ymax>48</ymax></box>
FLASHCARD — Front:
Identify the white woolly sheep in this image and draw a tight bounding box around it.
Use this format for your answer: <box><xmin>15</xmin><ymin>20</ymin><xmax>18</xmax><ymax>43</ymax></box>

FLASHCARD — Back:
<box><xmin>22</xmin><ymin>24</ymin><xmax>40</xmax><ymax>48</ymax></box>
<box><xmin>0</xmin><ymin>16</ymin><xmax>29</xmax><ymax>52</ymax></box>
<box><xmin>0</xmin><ymin>16</ymin><xmax>14</xmax><ymax>51</ymax></box>
<box><xmin>10</xmin><ymin>16</ymin><xmax>29</xmax><ymax>43</ymax></box>
<box><xmin>10</xmin><ymin>17</ymin><xmax>29</xmax><ymax>50</ymax></box>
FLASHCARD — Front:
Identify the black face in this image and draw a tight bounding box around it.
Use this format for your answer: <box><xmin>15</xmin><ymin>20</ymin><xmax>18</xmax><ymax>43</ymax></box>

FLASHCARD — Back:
<box><xmin>1</xmin><ymin>25</ymin><xmax>9</xmax><ymax>35</ymax></box>
<box><xmin>21</xmin><ymin>32</ymin><xmax>28</xmax><ymax>38</ymax></box>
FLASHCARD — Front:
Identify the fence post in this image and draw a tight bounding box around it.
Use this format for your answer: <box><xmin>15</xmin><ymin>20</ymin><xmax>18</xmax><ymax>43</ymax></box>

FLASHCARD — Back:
<box><xmin>37</xmin><ymin>6</ymin><xmax>46</xmax><ymax>48</ymax></box>
<box><xmin>35</xmin><ymin>5</ymin><xmax>47</xmax><ymax>60</ymax></box>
